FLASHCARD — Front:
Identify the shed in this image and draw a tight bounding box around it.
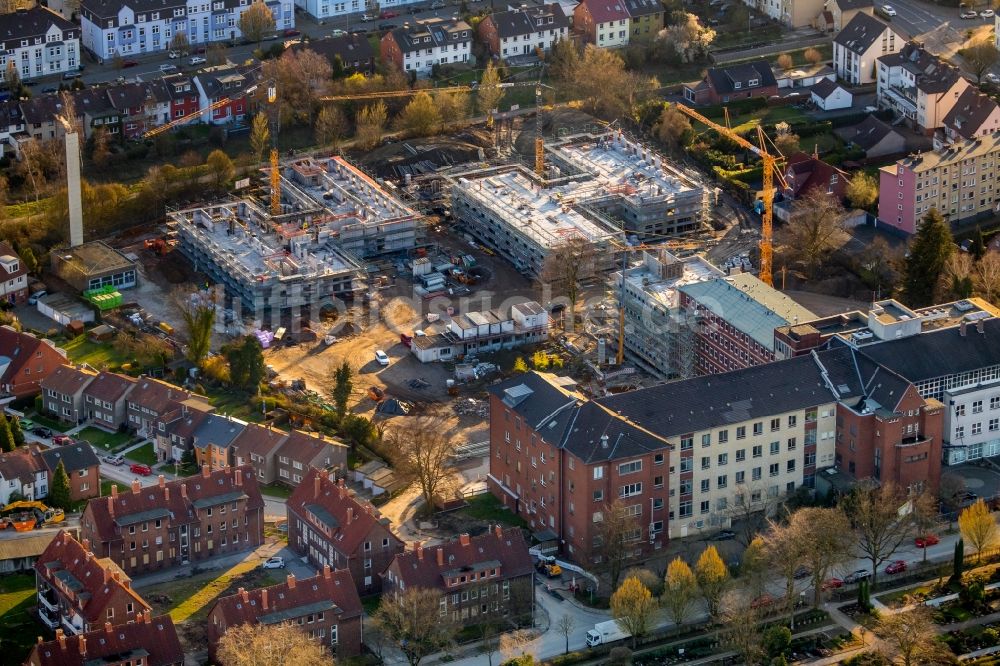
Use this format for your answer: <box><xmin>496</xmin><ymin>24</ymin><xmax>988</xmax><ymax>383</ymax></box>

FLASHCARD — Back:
<box><xmin>0</xmin><ymin>533</ymin><xmax>57</xmax><ymax>574</ymax></box>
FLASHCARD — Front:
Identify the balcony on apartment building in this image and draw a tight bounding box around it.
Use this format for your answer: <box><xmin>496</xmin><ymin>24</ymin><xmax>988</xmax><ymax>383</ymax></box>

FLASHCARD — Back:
<box><xmin>60</xmin><ymin>610</ymin><xmax>84</xmax><ymax>635</ymax></box>
<box><xmin>882</xmin><ymin>84</ymin><xmax>917</xmax><ymax>118</ymax></box>
<box><xmin>37</xmin><ymin>584</ymin><xmax>60</xmax><ymax>613</ymax></box>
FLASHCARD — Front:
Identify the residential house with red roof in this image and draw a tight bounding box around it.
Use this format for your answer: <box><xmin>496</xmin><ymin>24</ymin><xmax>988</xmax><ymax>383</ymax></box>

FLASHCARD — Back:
<box><xmin>574</xmin><ymin>0</ymin><xmax>631</xmax><ymax>48</ymax></box>
<box><xmin>125</xmin><ymin>376</ymin><xmax>209</xmax><ymax>437</ymax></box>
<box><xmin>151</xmin><ymin>404</ymin><xmax>212</xmax><ymax>464</ymax></box>
<box><xmin>0</xmin><ymin>445</ymin><xmax>49</xmax><ymax>505</ymax></box>
<box><xmin>25</xmin><ymin>613</ymin><xmax>184</xmax><ymax>666</ymax></box>
<box><xmin>381</xmin><ymin>527</ymin><xmax>534</xmax><ymax>627</ymax></box>
<box><xmin>0</xmin><ymin>242</ymin><xmax>29</xmax><ymax>305</ymax></box>
<box><xmin>206</xmin><ymin>567</ymin><xmax>363</xmax><ymax>663</ymax></box>
<box><xmin>287</xmin><ymin>468</ymin><xmax>404</xmax><ymax>595</ymax></box>
<box><xmin>82</xmin><ymin>371</ymin><xmax>136</xmax><ymax>431</ymax></box>
<box><xmin>273</xmin><ymin>430</ymin><xmax>349</xmax><ymax>487</ymax></box>
<box><xmin>80</xmin><ymin>465</ymin><xmax>264</xmax><ymax>577</ymax></box>
<box><xmin>41</xmin><ymin>365</ymin><xmax>98</xmax><ymax>425</ymax></box>
<box><xmin>0</xmin><ymin>327</ymin><xmax>68</xmax><ymax>399</ymax></box>
<box><xmin>782</xmin><ymin>151</ymin><xmax>852</xmax><ymax>200</ymax></box>
<box><xmin>34</xmin><ymin>530</ymin><xmax>152</xmax><ymax>636</ymax></box>
<box><xmin>231</xmin><ymin>423</ymin><xmax>289</xmax><ymax>484</ymax></box>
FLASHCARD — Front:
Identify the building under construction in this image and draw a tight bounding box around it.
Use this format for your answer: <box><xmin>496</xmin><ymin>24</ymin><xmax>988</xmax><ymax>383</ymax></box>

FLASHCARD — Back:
<box><xmin>169</xmin><ymin>156</ymin><xmax>426</xmax><ymax>326</ymax></box>
<box><xmin>448</xmin><ymin>132</ymin><xmax>706</xmax><ymax>277</ymax></box>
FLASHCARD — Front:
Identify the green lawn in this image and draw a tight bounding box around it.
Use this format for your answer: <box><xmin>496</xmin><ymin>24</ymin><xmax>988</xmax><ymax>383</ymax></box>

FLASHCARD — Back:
<box><xmin>260</xmin><ymin>483</ymin><xmax>294</xmax><ymax>499</ymax></box>
<box><xmin>207</xmin><ymin>390</ymin><xmax>264</xmax><ymax>423</ymax></box>
<box><xmin>125</xmin><ymin>442</ymin><xmax>157</xmax><ymax>466</ymax></box>
<box><xmin>458</xmin><ymin>493</ymin><xmax>528</xmax><ymax>528</ymax></box>
<box><xmin>141</xmin><ymin>560</ymin><xmax>284</xmax><ymax>624</ymax></box>
<box><xmin>76</xmin><ymin>426</ymin><xmax>134</xmax><ymax>453</ymax></box>
<box><xmin>61</xmin><ymin>336</ymin><xmax>133</xmax><ymax>370</ymax></box>
<box><xmin>0</xmin><ymin>573</ymin><xmax>45</xmax><ymax>665</ymax></box>
<box><xmin>100</xmin><ymin>477</ymin><xmax>119</xmax><ymax>497</ymax></box>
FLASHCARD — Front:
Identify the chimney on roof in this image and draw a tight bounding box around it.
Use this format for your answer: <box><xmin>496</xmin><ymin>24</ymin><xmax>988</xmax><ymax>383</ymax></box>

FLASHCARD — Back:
<box><xmin>601</xmin><ymin>434</ymin><xmax>609</xmax><ymax>449</ymax></box>
<box><xmin>110</xmin><ymin>484</ymin><xmax>118</xmax><ymax>498</ymax></box>
<box><xmin>961</xmin><ymin>320</ymin><xmax>968</xmax><ymax>336</ymax></box>
<box><xmin>239</xmin><ymin>587</ymin><xmax>248</xmax><ymax>603</ymax></box>
<box><xmin>181</xmin><ymin>483</ymin><xmax>188</xmax><ymax>499</ymax></box>
<box><xmin>262</xmin><ymin>588</ymin><xmax>268</xmax><ymax>609</ymax></box>
<box><xmin>104</xmin><ymin>622</ymin><xmax>112</xmax><ymax>635</ymax></box>
<box><xmin>36</xmin><ymin>636</ymin><xmax>42</xmax><ymax>645</ymax></box>
<box><xmin>56</xmin><ymin>629</ymin><xmax>66</xmax><ymax>650</ymax></box>
<box><xmin>977</xmin><ymin>319</ymin><xmax>985</xmax><ymax>334</ymax></box>
<box><xmin>235</xmin><ymin>468</ymin><xmax>242</xmax><ymax>486</ymax></box>
<box><xmin>323</xmin><ymin>564</ymin><xmax>331</xmax><ymax>579</ymax></box>
<box><xmin>347</xmin><ymin>507</ymin><xmax>353</xmax><ymax>524</ymax></box>
<box><xmin>459</xmin><ymin>533</ymin><xmax>471</xmax><ymax>546</ymax></box>
<box><xmin>436</xmin><ymin>547</ymin><xmax>444</xmax><ymax>567</ymax></box>
<box><xmin>314</xmin><ymin>473</ymin><xmax>321</xmax><ymax>499</ymax></box>
<box><xmin>158</xmin><ymin>475</ymin><xmax>165</xmax><ymax>488</ymax></box>
<box><xmin>164</xmin><ymin>485</ymin><xmax>169</xmax><ymax>501</ymax></box>
<box><xmin>202</xmin><ymin>463</ymin><xmax>210</xmax><ymax>478</ymax></box>
<box><xmin>112</xmin><ymin>570</ymin><xmax>120</xmax><ymax>583</ymax></box>
<box><xmin>78</xmin><ymin>635</ymin><xmax>86</xmax><ymax>658</ymax></box>
<box><xmin>494</xmin><ymin>525</ymin><xmax>503</xmax><ymax>539</ymax></box>
<box><xmin>131</xmin><ymin>479</ymin><xmax>141</xmax><ymax>495</ymax></box>
<box><xmin>107</xmin><ymin>496</ymin><xmax>114</xmax><ymax>517</ymax></box>
<box><xmin>416</xmin><ymin>542</ymin><xmax>424</xmax><ymax>560</ymax></box>
<box><xmin>83</xmin><ymin>538</ymin><xmax>90</xmax><ymax>552</ymax></box>
<box><xmin>337</xmin><ymin>477</ymin><xmax>345</xmax><ymax>499</ymax></box>
<box><xmin>287</xmin><ymin>573</ymin><xmax>296</xmax><ymax>589</ymax></box>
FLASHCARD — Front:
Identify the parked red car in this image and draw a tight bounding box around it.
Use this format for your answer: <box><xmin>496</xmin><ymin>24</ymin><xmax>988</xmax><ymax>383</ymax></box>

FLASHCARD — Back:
<box><xmin>915</xmin><ymin>534</ymin><xmax>940</xmax><ymax>548</ymax></box>
<box><xmin>121</xmin><ymin>60</ymin><xmax>139</xmax><ymax>68</ymax></box>
<box><xmin>821</xmin><ymin>578</ymin><xmax>844</xmax><ymax>590</ymax></box>
<box><xmin>885</xmin><ymin>560</ymin><xmax>907</xmax><ymax>575</ymax></box>
<box><xmin>130</xmin><ymin>463</ymin><xmax>152</xmax><ymax>476</ymax></box>
<box><xmin>379</xmin><ymin>9</ymin><xmax>398</xmax><ymax>18</ymax></box>
<box><xmin>283</xmin><ymin>28</ymin><xmax>301</xmax><ymax>36</ymax></box>
<box><xmin>52</xmin><ymin>435</ymin><xmax>74</xmax><ymax>446</ymax></box>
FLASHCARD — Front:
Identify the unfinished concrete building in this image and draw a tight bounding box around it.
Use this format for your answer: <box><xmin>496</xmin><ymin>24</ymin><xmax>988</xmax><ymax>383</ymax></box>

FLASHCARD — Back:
<box><xmin>449</xmin><ymin>132</ymin><xmax>706</xmax><ymax>277</ymax></box>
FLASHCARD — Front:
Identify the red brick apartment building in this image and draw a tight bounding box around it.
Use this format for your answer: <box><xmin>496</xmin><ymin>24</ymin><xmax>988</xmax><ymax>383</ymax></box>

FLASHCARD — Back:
<box><xmin>80</xmin><ymin>465</ymin><xmax>264</xmax><ymax>577</ymax></box>
<box><xmin>381</xmin><ymin>527</ymin><xmax>534</xmax><ymax>627</ymax></box>
<box><xmin>25</xmin><ymin>614</ymin><xmax>184</xmax><ymax>666</ymax></box>
<box><xmin>0</xmin><ymin>327</ymin><xmax>68</xmax><ymax>399</ymax></box>
<box><xmin>34</xmin><ymin>531</ymin><xmax>152</xmax><ymax>636</ymax></box>
<box><xmin>287</xmin><ymin>468</ymin><xmax>404</xmax><ymax>595</ymax></box>
<box><xmin>207</xmin><ymin>567</ymin><xmax>363</xmax><ymax>663</ymax></box>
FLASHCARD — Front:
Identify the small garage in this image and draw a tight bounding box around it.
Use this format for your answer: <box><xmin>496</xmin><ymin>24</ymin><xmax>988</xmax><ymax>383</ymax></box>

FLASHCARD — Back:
<box><xmin>811</xmin><ymin>78</ymin><xmax>853</xmax><ymax>111</ymax></box>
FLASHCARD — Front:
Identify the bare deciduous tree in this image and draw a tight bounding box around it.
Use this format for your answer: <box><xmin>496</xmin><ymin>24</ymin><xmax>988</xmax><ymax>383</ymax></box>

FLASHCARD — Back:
<box><xmin>843</xmin><ymin>480</ymin><xmax>922</xmax><ymax>590</ymax></box>
<box><xmin>597</xmin><ymin>499</ymin><xmax>642</xmax><ymax>590</ymax></box>
<box><xmin>963</xmin><ymin>39</ymin><xmax>1000</xmax><ymax>84</ymax></box>
<box><xmin>386</xmin><ymin>411</ymin><xmax>457</xmax><ymax>515</ymax></box>
<box><xmin>718</xmin><ymin>591</ymin><xmax>765</xmax><ymax>665</ymax></box>
<box><xmin>780</xmin><ymin>189</ymin><xmax>849</xmax><ymax>278</ymax></box>
<box><xmin>217</xmin><ymin>622</ymin><xmax>327</xmax><ymax>666</ymax></box>
<box><xmin>974</xmin><ymin>251</ymin><xmax>1000</xmax><ymax>304</ymax></box>
<box><xmin>555</xmin><ymin>614</ymin><xmax>575</xmax><ymax>655</ymax></box>
<box><xmin>875</xmin><ymin>605</ymin><xmax>952</xmax><ymax>666</ymax></box>
<box><xmin>540</xmin><ymin>236</ymin><xmax>593</xmax><ymax>321</ymax></box>
<box><xmin>791</xmin><ymin>507</ymin><xmax>854</xmax><ymax>607</ymax></box>
<box><xmin>727</xmin><ymin>481</ymin><xmax>782</xmax><ymax>548</ymax></box>
<box><xmin>374</xmin><ymin>587</ymin><xmax>456</xmax><ymax>666</ymax></box>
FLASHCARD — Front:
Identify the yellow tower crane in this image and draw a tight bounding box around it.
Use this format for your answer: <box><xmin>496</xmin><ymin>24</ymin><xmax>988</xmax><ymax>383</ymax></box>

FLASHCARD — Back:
<box><xmin>266</xmin><ymin>83</ymin><xmax>280</xmax><ymax>216</ymax></box>
<box><xmin>673</xmin><ymin>103</ymin><xmax>787</xmax><ymax>287</ymax></box>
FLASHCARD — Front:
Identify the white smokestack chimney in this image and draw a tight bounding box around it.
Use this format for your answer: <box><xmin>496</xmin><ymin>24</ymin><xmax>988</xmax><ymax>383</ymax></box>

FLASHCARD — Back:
<box><xmin>64</xmin><ymin>129</ymin><xmax>84</xmax><ymax>247</ymax></box>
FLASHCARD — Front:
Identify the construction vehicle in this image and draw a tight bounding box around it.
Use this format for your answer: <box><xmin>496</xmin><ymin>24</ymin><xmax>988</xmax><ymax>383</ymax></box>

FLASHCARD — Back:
<box><xmin>143</xmin><ymin>237</ymin><xmax>177</xmax><ymax>255</ymax></box>
<box><xmin>1</xmin><ymin>501</ymin><xmax>65</xmax><ymax>530</ymax></box>
<box><xmin>535</xmin><ymin>556</ymin><xmax>562</xmax><ymax>578</ymax></box>
<box><xmin>673</xmin><ymin>103</ymin><xmax>787</xmax><ymax>287</ymax></box>
<box><xmin>367</xmin><ymin>386</ymin><xmax>386</xmax><ymax>402</ymax></box>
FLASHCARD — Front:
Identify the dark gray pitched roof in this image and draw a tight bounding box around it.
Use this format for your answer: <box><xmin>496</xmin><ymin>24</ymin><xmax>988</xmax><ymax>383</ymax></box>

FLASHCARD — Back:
<box><xmin>849</xmin><ymin>317</ymin><xmax>1000</xmax><ymax>383</ymax></box>
<box><xmin>0</xmin><ymin>6</ymin><xmax>76</xmax><ymax>47</ymax></box>
<box><xmin>560</xmin><ymin>400</ymin><xmax>667</xmax><ymax>463</ymax></box>
<box><xmin>813</xmin><ymin>346</ymin><xmax>913</xmax><ymax>413</ymax></box>
<box><xmin>837</xmin><ymin>114</ymin><xmax>899</xmax><ymax>150</ymax></box>
<box><xmin>597</xmin><ymin>355</ymin><xmax>835</xmax><ymax>438</ymax></box>
<box><xmin>835</xmin><ymin>0</ymin><xmax>874</xmax><ymax>10</ymax></box>
<box><xmin>811</xmin><ymin>77</ymin><xmax>842</xmax><ymax>99</ymax></box>
<box><xmin>41</xmin><ymin>442</ymin><xmax>100</xmax><ymax>475</ymax></box>
<box><xmin>943</xmin><ymin>87</ymin><xmax>999</xmax><ymax>139</ymax></box>
<box><xmin>289</xmin><ymin>35</ymin><xmax>375</xmax><ymax>68</ymax></box>
<box><xmin>622</xmin><ymin>0</ymin><xmax>662</xmax><ymax>18</ymax></box>
<box><xmin>878</xmin><ymin>43</ymin><xmax>964</xmax><ymax>95</ymax></box>
<box><xmin>489</xmin><ymin>373</ymin><xmax>578</xmax><ymax>444</ymax></box>
<box><xmin>192</xmin><ymin>413</ymin><xmax>247</xmax><ymax>450</ymax></box>
<box><xmin>388</xmin><ymin>17</ymin><xmax>471</xmax><ymax>54</ymax></box>
<box><xmin>834</xmin><ymin>12</ymin><xmax>894</xmax><ymax>53</ymax></box>
<box><xmin>706</xmin><ymin>60</ymin><xmax>777</xmax><ymax>96</ymax></box>
<box><xmin>488</xmin><ymin>4</ymin><xmax>569</xmax><ymax>38</ymax></box>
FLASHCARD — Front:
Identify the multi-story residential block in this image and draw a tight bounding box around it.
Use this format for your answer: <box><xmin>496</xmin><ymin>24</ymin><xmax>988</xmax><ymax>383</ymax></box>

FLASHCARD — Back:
<box><xmin>0</xmin><ymin>446</ymin><xmax>48</xmax><ymax>505</ymax></box>
<box><xmin>613</xmin><ymin>249</ymin><xmax>724</xmax><ymax>379</ymax></box>
<box><xmin>193</xmin><ymin>63</ymin><xmax>259</xmax><ymax>125</ymax></box>
<box><xmin>80</xmin><ymin>0</ymin><xmax>294</xmax><ymax>63</ymax></box>
<box><xmin>161</xmin><ymin>73</ymin><xmax>200</xmax><ymax>123</ymax></box>
<box><xmin>877</xmin><ymin>132</ymin><xmax>1000</xmax><ymax>234</ymax></box>
<box><xmin>832</xmin><ymin>12</ymin><xmax>900</xmax><ymax>84</ymax></box>
<box><xmin>573</xmin><ymin>0</ymin><xmax>630</xmax><ymax>48</ymax></box>
<box><xmin>0</xmin><ymin>327</ymin><xmax>68</xmax><ymax>399</ymax></box>
<box><xmin>151</xmin><ymin>403</ymin><xmax>211</xmax><ymax>463</ymax></box>
<box><xmin>207</xmin><ymin>567</ymin><xmax>363</xmax><ymax>662</ymax></box>
<box><xmin>0</xmin><ymin>242</ymin><xmax>28</xmax><ymax>305</ymax></box>
<box><xmin>942</xmin><ymin>375</ymin><xmax>1000</xmax><ymax>465</ymax></box>
<box><xmin>287</xmin><ymin>468</ymin><xmax>404</xmax><ymax>594</ymax></box>
<box><xmin>877</xmin><ymin>42</ymin><xmax>971</xmax><ymax>134</ymax></box>
<box><xmin>40</xmin><ymin>443</ymin><xmax>101</xmax><ymax>502</ymax></box>
<box><xmin>410</xmin><ymin>301</ymin><xmax>550</xmax><ymax>363</ymax></box>
<box><xmin>292</xmin><ymin>0</ymin><xmax>373</xmax><ymax>20</ymax></box>
<box><xmin>487</xmin><ymin>373</ymin><xmax>672</xmax><ymax>563</ymax></box>
<box><xmin>230</xmin><ymin>422</ymin><xmax>287</xmax><ymax>484</ymax></box>
<box><xmin>939</xmin><ymin>88</ymin><xmax>1000</xmax><ymax>145</ymax></box>
<box><xmin>477</xmin><ymin>4</ymin><xmax>569</xmax><ymax>61</ymax></box>
<box><xmin>747</xmin><ymin>0</ymin><xmax>824</xmax><ymax>28</ymax></box>
<box><xmin>272</xmin><ymin>430</ymin><xmax>348</xmax><ymax>486</ymax></box>
<box><xmin>829</xmin><ymin>0</ymin><xmax>874</xmax><ymax>31</ymax></box>
<box><xmin>126</xmin><ymin>376</ymin><xmax>209</xmax><ymax>437</ymax></box>
<box><xmin>191</xmin><ymin>412</ymin><xmax>248</xmax><ymax>471</ymax></box>
<box><xmin>80</xmin><ymin>466</ymin><xmax>265</xmax><ymax>577</ymax></box>
<box><xmin>380</xmin><ymin>18</ymin><xmax>472</xmax><ymax>76</ymax></box>
<box><xmin>41</xmin><ymin>365</ymin><xmax>99</xmax><ymax>425</ymax></box>
<box><xmin>34</xmin><ymin>531</ymin><xmax>152</xmax><ymax>635</ymax></box>
<box><xmin>0</xmin><ymin>7</ymin><xmax>80</xmax><ymax>83</ymax></box>
<box><xmin>290</xmin><ymin>35</ymin><xmax>376</xmax><ymax>75</ymax></box>
<box><xmin>26</xmin><ymin>614</ymin><xmax>184</xmax><ymax>666</ymax></box>
<box><xmin>106</xmin><ymin>81</ymin><xmax>161</xmax><ymax>139</ymax></box>
<box><xmin>82</xmin><ymin>371</ymin><xmax>136</xmax><ymax>430</ymax></box>
<box><xmin>678</xmin><ymin>273</ymin><xmax>816</xmax><ymax>375</ymax></box>
<box><xmin>684</xmin><ymin>60</ymin><xmax>779</xmax><ymax>105</ymax></box>
<box><xmin>623</xmin><ymin>0</ymin><xmax>664</xmax><ymax>41</ymax></box>
<box><xmin>381</xmin><ymin>528</ymin><xmax>534</xmax><ymax>626</ymax></box>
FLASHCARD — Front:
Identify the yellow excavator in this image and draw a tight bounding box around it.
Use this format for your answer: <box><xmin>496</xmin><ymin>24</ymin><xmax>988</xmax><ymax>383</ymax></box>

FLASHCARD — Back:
<box><xmin>0</xmin><ymin>501</ymin><xmax>65</xmax><ymax>531</ymax></box>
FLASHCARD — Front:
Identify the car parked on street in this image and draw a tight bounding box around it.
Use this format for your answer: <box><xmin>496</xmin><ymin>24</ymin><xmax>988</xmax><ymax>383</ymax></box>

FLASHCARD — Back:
<box><xmin>104</xmin><ymin>454</ymin><xmax>125</xmax><ymax>466</ymax></box>
<box><xmin>845</xmin><ymin>569</ymin><xmax>871</xmax><ymax>584</ymax></box>
<box><xmin>28</xmin><ymin>290</ymin><xmax>47</xmax><ymax>305</ymax></box>
<box><xmin>379</xmin><ymin>9</ymin><xmax>398</xmax><ymax>17</ymax></box>
<box><xmin>981</xmin><ymin>9</ymin><xmax>994</xmax><ymax>17</ymax></box>
<box><xmin>985</xmin><ymin>73</ymin><xmax>1000</xmax><ymax>85</ymax></box>
<box><xmin>262</xmin><ymin>556</ymin><xmax>285</xmax><ymax>569</ymax></box>
<box><xmin>129</xmin><ymin>463</ymin><xmax>152</xmax><ymax>476</ymax></box>
<box><xmin>960</xmin><ymin>9</ymin><xmax>979</xmax><ymax>17</ymax></box>
<box><xmin>159</xmin><ymin>64</ymin><xmax>177</xmax><ymax>73</ymax></box>
<box><xmin>361</xmin><ymin>13</ymin><xmax>374</xmax><ymax>20</ymax></box>
<box><xmin>189</xmin><ymin>56</ymin><xmax>206</xmax><ymax>65</ymax></box>
<box><xmin>915</xmin><ymin>534</ymin><xmax>940</xmax><ymax>548</ymax></box>
<box><xmin>713</xmin><ymin>529</ymin><xmax>736</xmax><ymax>541</ymax></box>
<box><xmin>821</xmin><ymin>578</ymin><xmax>844</xmax><ymax>590</ymax></box>
<box><xmin>880</xmin><ymin>4</ymin><xmax>896</xmax><ymax>16</ymax></box>
<box><xmin>52</xmin><ymin>435</ymin><xmax>74</xmax><ymax>446</ymax></box>
<box><xmin>31</xmin><ymin>426</ymin><xmax>53</xmax><ymax>438</ymax></box>
<box><xmin>122</xmin><ymin>59</ymin><xmax>140</xmax><ymax>68</ymax></box>
<box><xmin>885</xmin><ymin>560</ymin><xmax>907</xmax><ymax>575</ymax></box>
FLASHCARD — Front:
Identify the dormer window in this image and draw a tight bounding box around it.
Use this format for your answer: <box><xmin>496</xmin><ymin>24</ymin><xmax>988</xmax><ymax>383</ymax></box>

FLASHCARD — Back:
<box><xmin>748</xmin><ymin>78</ymin><xmax>759</xmax><ymax>86</ymax></box>
<box><xmin>537</xmin><ymin>18</ymin><xmax>543</xmax><ymax>25</ymax></box>
<box><xmin>734</xmin><ymin>82</ymin><xmax>742</xmax><ymax>89</ymax></box>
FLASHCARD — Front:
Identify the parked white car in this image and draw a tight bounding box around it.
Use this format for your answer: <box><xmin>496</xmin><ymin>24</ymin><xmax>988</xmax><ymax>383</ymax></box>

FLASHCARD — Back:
<box><xmin>189</xmin><ymin>56</ymin><xmax>206</xmax><ymax>66</ymax></box>
<box><xmin>375</xmin><ymin>350</ymin><xmax>390</xmax><ymax>366</ymax></box>
<box><xmin>880</xmin><ymin>4</ymin><xmax>896</xmax><ymax>15</ymax></box>
<box><xmin>262</xmin><ymin>556</ymin><xmax>285</xmax><ymax>569</ymax></box>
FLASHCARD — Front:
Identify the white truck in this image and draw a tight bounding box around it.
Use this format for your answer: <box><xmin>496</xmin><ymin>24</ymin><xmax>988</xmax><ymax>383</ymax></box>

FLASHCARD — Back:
<box><xmin>585</xmin><ymin>620</ymin><xmax>631</xmax><ymax>647</ymax></box>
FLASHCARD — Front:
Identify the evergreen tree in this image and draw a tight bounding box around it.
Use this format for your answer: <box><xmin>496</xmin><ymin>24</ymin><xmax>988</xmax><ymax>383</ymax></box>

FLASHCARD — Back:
<box><xmin>224</xmin><ymin>336</ymin><xmax>265</xmax><ymax>392</ymax></box>
<box><xmin>953</xmin><ymin>539</ymin><xmax>965</xmax><ymax>582</ymax></box>
<box><xmin>9</xmin><ymin>416</ymin><xmax>24</xmax><ymax>446</ymax></box>
<box><xmin>903</xmin><ymin>208</ymin><xmax>954</xmax><ymax>307</ymax></box>
<box><xmin>332</xmin><ymin>360</ymin><xmax>353</xmax><ymax>419</ymax></box>
<box><xmin>49</xmin><ymin>460</ymin><xmax>72</xmax><ymax>511</ymax></box>
<box><xmin>971</xmin><ymin>226</ymin><xmax>987</xmax><ymax>262</ymax></box>
<box><xmin>0</xmin><ymin>412</ymin><xmax>15</xmax><ymax>452</ymax></box>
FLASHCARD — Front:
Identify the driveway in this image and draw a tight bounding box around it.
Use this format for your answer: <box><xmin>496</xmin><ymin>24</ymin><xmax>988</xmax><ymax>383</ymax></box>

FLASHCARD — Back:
<box><xmin>947</xmin><ymin>462</ymin><xmax>1000</xmax><ymax>500</ymax></box>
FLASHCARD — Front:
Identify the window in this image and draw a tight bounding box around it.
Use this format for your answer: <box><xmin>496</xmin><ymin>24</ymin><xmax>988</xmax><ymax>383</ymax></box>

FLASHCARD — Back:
<box><xmin>679</xmin><ymin>501</ymin><xmax>692</xmax><ymax>517</ymax></box>
<box><xmin>654</xmin><ymin>475</ymin><xmax>663</xmax><ymax>488</ymax></box>
<box><xmin>736</xmin><ymin>470</ymin><xmax>745</xmax><ymax>484</ymax></box>
<box><xmin>736</xmin><ymin>426</ymin><xmax>746</xmax><ymax>440</ymax></box>
<box><xmin>701</xmin><ymin>456</ymin><xmax>711</xmax><ymax>470</ymax></box>
<box><xmin>718</xmin><ymin>429</ymin><xmax>729</xmax><ymax>443</ymax></box>
<box><xmin>770</xmin><ymin>418</ymin><xmax>780</xmax><ymax>432</ymax></box>
<box><xmin>972</xmin><ymin>422</ymin><xmax>982</xmax><ymax>436</ymax></box>
<box><xmin>787</xmin><ymin>437</ymin><xmax>797</xmax><ymax>451</ymax></box>
<box><xmin>769</xmin><ymin>463</ymin><xmax>780</xmax><ymax>477</ymax></box>
<box><xmin>593</xmin><ymin>466</ymin><xmax>604</xmax><ymax>480</ymax></box>
<box><xmin>991</xmin><ymin>396</ymin><xmax>1000</xmax><ymax>410</ymax></box>
<box><xmin>618</xmin><ymin>460</ymin><xmax>642</xmax><ymax>475</ymax></box>
<box><xmin>701</xmin><ymin>479</ymin><xmax>710</xmax><ymax>492</ymax></box>
<box><xmin>787</xmin><ymin>460</ymin><xmax>796</xmax><ymax>472</ymax></box>
<box><xmin>717</xmin><ymin>474</ymin><xmax>728</xmax><ymax>489</ymax></box>
<box><xmin>593</xmin><ymin>489</ymin><xmax>603</xmax><ymax>502</ymax></box>
<box><xmin>654</xmin><ymin>453</ymin><xmax>664</xmax><ymax>465</ymax></box>
<box><xmin>753</xmin><ymin>445</ymin><xmax>762</xmax><ymax>458</ymax></box>
<box><xmin>680</xmin><ymin>436</ymin><xmax>693</xmax><ymax>450</ymax></box>
<box><xmin>973</xmin><ymin>400</ymin><xmax>983</xmax><ymax>414</ymax></box>
<box><xmin>956</xmin><ymin>426</ymin><xmax>965</xmax><ymax>438</ymax></box>
<box><xmin>620</xmin><ymin>483</ymin><xmax>642</xmax><ymax>498</ymax></box>
<box><xmin>701</xmin><ymin>433</ymin><xmax>711</xmax><ymax>447</ymax></box>
<box><xmin>736</xmin><ymin>449</ymin><xmax>746</xmax><ymax>462</ymax></box>
<box><xmin>753</xmin><ymin>422</ymin><xmax>763</xmax><ymax>436</ymax></box>
<box><xmin>680</xmin><ymin>479</ymin><xmax>692</xmax><ymax>494</ymax></box>
<box><xmin>717</xmin><ymin>453</ymin><xmax>728</xmax><ymax>466</ymax></box>
<box><xmin>770</xmin><ymin>441</ymin><xmax>780</xmax><ymax>455</ymax></box>
<box><xmin>752</xmin><ymin>467</ymin><xmax>762</xmax><ymax>481</ymax></box>
<box><xmin>990</xmin><ymin>418</ymin><xmax>998</xmax><ymax>432</ymax></box>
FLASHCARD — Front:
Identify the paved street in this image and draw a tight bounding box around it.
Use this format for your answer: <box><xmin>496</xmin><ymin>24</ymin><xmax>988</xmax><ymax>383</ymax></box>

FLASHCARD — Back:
<box><xmin>885</xmin><ymin>0</ymin><xmax>994</xmax><ymax>60</ymax></box>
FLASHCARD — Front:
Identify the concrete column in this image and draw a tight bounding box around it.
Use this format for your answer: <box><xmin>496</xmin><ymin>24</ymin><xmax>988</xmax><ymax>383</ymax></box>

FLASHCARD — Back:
<box><xmin>65</xmin><ymin>131</ymin><xmax>83</xmax><ymax>248</ymax></box>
